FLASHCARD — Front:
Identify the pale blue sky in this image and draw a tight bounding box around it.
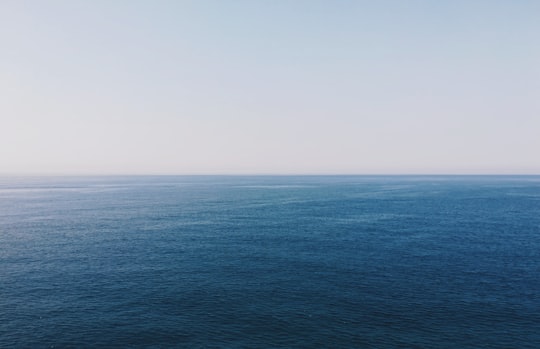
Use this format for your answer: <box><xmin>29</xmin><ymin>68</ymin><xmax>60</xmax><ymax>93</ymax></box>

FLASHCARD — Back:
<box><xmin>1</xmin><ymin>0</ymin><xmax>539</xmax><ymax>174</ymax></box>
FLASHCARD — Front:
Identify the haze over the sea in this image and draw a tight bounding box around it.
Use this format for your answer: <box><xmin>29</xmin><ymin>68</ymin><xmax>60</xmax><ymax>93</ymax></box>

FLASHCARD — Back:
<box><xmin>1</xmin><ymin>0</ymin><xmax>538</xmax><ymax>175</ymax></box>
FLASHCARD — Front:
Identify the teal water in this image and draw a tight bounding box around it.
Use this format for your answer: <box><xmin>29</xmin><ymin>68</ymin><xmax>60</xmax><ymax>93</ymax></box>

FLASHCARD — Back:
<box><xmin>1</xmin><ymin>176</ymin><xmax>539</xmax><ymax>348</ymax></box>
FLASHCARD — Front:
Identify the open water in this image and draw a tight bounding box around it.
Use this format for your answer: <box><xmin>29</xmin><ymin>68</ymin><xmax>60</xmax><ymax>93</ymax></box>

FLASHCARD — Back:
<box><xmin>1</xmin><ymin>175</ymin><xmax>539</xmax><ymax>348</ymax></box>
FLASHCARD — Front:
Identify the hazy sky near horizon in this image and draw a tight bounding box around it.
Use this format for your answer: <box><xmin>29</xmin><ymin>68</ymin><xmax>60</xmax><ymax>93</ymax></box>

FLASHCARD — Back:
<box><xmin>1</xmin><ymin>0</ymin><xmax>539</xmax><ymax>174</ymax></box>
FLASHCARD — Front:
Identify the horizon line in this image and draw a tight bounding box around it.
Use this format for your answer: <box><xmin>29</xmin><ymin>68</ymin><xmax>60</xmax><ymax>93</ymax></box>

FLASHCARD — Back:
<box><xmin>1</xmin><ymin>173</ymin><xmax>539</xmax><ymax>177</ymax></box>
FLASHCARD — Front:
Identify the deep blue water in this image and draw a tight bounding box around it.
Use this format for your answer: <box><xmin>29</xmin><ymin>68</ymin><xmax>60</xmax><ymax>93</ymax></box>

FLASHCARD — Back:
<box><xmin>1</xmin><ymin>175</ymin><xmax>539</xmax><ymax>348</ymax></box>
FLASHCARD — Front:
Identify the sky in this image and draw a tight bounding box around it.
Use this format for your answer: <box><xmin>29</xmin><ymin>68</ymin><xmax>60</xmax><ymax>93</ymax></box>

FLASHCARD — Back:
<box><xmin>1</xmin><ymin>0</ymin><xmax>539</xmax><ymax>175</ymax></box>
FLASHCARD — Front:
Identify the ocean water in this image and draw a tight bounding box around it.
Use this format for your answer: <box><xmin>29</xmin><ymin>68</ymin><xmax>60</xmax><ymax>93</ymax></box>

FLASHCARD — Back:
<box><xmin>1</xmin><ymin>175</ymin><xmax>539</xmax><ymax>348</ymax></box>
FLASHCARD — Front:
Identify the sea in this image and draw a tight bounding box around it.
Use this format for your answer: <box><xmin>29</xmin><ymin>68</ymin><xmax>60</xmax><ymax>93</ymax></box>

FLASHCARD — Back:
<box><xmin>1</xmin><ymin>175</ymin><xmax>539</xmax><ymax>348</ymax></box>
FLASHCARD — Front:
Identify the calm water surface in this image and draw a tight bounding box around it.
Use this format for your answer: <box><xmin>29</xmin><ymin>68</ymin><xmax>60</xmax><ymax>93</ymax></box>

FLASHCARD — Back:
<box><xmin>1</xmin><ymin>176</ymin><xmax>539</xmax><ymax>348</ymax></box>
